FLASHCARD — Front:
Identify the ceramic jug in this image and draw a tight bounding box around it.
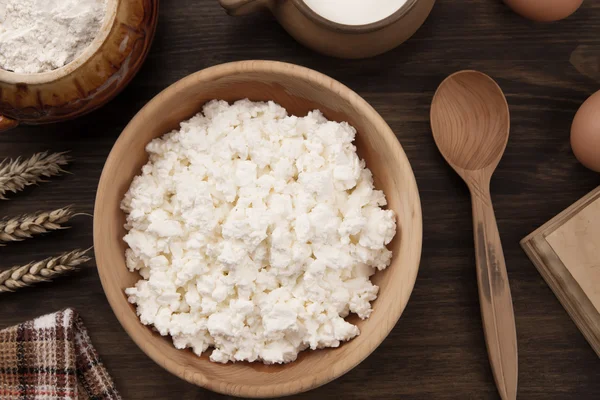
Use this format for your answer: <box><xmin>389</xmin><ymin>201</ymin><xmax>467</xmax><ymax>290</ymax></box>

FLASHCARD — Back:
<box><xmin>220</xmin><ymin>0</ymin><xmax>436</xmax><ymax>59</ymax></box>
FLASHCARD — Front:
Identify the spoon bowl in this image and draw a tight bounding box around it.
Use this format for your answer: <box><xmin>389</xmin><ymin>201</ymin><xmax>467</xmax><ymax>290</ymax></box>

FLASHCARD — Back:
<box><xmin>431</xmin><ymin>70</ymin><xmax>510</xmax><ymax>174</ymax></box>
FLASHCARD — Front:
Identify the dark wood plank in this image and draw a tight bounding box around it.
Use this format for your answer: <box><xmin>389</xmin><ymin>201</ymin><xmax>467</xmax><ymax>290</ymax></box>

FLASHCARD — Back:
<box><xmin>1</xmin><ymin>0</ymin><xmax>599</xmax><ymax>399</ymax></box>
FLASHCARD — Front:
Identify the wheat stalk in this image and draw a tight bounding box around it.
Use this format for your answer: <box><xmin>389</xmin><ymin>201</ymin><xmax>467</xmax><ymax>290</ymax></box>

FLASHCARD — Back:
<box><xmin>0</xmin><ymin>248</ymin><xmax>91</xmax><ymax>293</ymax></box>
<box><xmin>0</xmin><ymin>207</ymin><xmax>74</xmax><ymax>245</ymax></box>
<box><xmin>0</xmin><ymin>151</ymin><xmax>71</xmax><ymax>200</ymax></box>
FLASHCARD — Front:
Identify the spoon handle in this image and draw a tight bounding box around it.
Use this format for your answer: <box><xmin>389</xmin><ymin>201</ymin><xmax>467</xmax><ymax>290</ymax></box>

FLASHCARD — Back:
<box><xmin>471</xmin><ymin>187</ymin><xmax>518</xmax><ymax>400</ymax></box>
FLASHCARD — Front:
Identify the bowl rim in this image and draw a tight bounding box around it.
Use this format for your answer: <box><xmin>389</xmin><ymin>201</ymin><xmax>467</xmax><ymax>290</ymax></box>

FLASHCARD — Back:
<box><xmin>0</xmin><ymin>0</ymin><xmax>120</xmax><ymax>84</ymax></box>
<box><xmin>94</xmin><ymin>59</ymin><xmax>423</xmax><ymax>398</ymax></box>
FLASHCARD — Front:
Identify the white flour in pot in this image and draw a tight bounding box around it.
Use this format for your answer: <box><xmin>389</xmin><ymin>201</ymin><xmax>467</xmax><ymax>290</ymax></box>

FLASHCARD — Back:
<box><xmin>0</xmin><ymin>0</ymin><xmax>107</xmax><ymax>74</ymax></box>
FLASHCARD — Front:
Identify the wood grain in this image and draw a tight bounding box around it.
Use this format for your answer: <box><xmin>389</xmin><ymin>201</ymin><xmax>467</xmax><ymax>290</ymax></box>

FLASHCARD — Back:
<box><xmin>0</xmin><ymin>0</ymin><xmax>599</xmax><ymax>399</ymax></box>
<box><xmin>521</xmin><ymin>187</ymin><xmax>600</xmax><ymax>357</ymax></box>
<box><xmin>430</xmin><ymin>71</ymin><xmax>517</xmax><ymax>400</ymax></box>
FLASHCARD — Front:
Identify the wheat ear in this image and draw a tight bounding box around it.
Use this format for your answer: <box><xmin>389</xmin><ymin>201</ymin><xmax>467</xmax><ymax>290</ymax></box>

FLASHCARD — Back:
<box><xmin>0</xmin><ymin>207</ymin><xmax>74</xmax><ymax>245</ymax></box>
<box><xmin>0</xmin><ymin>248</ymin><xmax>91</xmax><ymax>293</ymax></box>
<box><xmin>0</xmin><ymin>152</ymin><xmax>71</xmax><ymax>200</ymax></box>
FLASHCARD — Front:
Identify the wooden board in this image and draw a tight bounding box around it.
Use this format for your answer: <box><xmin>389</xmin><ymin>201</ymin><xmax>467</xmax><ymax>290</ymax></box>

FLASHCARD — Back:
<box><xmin>521</xmin><ymin>186</ymin><xmax>600</xmax><ymax>357</ymax></box>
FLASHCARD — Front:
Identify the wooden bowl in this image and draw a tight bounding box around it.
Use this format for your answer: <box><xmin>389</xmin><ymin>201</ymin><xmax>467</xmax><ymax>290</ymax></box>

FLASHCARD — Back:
<box><xmin>94</xmin><ymin>60</ymin><xmax>422</xmax><ymax>398</ymax></box>
<box><xmin>0</xmin><ymin>0</ymin><xmax>159</xmax><ymax>132</ymax></box>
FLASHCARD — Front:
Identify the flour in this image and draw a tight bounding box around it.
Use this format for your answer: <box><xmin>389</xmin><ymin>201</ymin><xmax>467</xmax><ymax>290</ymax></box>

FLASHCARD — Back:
<box><xmin>0</xmin><ymin>0</ymin><xmax>107</xmax><ymax>74</ymax></box>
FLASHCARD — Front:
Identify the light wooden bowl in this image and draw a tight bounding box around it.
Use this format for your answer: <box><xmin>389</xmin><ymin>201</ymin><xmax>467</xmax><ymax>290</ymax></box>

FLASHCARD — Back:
<box><xmin>94</xmin><ymin>60</ymin><xmax>422</xmax><ymax>398</ymax></box>
<box><xmin>0</xmin><ymin>0</ymin><xmax>159</xmax><ymax>132</ymax></box>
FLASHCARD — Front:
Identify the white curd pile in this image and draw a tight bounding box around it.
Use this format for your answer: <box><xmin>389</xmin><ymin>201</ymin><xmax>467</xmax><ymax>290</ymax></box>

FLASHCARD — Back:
<box><xmin>121</xmin><ymin>99</ymin><xmax>397</xmax><ymax>364</ymax></box>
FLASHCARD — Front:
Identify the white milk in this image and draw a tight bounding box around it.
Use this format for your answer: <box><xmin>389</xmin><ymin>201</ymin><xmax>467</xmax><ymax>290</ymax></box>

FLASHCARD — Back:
<box><xmin>303</xmin><ymin>0</ymin><xmax>408</xmax><ymax>26</ymax></box>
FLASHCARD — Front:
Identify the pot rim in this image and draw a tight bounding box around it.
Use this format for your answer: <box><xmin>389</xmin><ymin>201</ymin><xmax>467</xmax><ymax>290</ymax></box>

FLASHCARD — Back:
<box><xmin>292</xmin><ymin>0</ymin><xmax>420</xmax><ymax>33</ymax></box>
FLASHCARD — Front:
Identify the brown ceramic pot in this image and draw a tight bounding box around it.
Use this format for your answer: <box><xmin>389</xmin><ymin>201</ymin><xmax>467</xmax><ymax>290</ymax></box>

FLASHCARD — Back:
<box><xmin>0</xmin><ymin>0</ymin><xmax>159</xmax><ymax>132</ymax></box>
<box><xmin>219</xmin><ymin>0</ymin><xmax>435</xmax><ymax>59</ymax></box>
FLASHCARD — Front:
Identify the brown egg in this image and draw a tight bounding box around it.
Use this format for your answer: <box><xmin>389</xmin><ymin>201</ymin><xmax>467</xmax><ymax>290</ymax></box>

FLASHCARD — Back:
<box><xmin>504</xmin><ymin>0</ymin><xmax>583</xmax><ymax>22</ymax></box>
<box><xmin>571</xmin><ymin>90</ymin><xmax>600</xmax><ymax>173</ymax></box>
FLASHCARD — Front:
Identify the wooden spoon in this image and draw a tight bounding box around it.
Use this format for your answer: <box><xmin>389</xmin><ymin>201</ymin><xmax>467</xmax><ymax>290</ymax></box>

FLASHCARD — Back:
<box><xmin>430</xmin><ymin>70</ymin><xmax>518</xmax><ymax>400</ymax></box>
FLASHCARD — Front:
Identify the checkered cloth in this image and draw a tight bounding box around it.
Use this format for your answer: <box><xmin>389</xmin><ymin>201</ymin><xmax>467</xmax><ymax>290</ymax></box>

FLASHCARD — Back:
<box><xmin>0</xmin><ymin>308</ymin><xmax>121</xmax><ymax>400</ymax></box>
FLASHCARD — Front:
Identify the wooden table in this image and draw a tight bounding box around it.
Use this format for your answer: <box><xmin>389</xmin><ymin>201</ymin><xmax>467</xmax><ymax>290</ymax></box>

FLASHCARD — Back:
<box><xmin>1</xmin><ymin>1</ymin><xmax>599</xmax><ymax>399</ymax></box>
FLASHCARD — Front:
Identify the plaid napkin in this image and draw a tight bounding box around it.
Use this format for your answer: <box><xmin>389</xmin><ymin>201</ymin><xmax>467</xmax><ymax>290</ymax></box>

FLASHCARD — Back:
<box><xmin>0</xmin><ymin>308</ymin><xmax>121</xmax><ymax>400</ymax></box>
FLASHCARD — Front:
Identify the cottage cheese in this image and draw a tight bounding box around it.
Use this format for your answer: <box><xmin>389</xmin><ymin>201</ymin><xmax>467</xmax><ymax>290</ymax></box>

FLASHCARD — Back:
<box><xmin>122</xmin><ymin>99</ymin><xmax>396</xmax><ymax>364</ymax></box>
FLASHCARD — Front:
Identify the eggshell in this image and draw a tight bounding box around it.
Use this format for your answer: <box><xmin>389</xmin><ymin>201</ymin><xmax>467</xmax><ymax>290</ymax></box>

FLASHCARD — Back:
<box><xmin>503</xmin><ymin>0</ymin><xmax>583</xmax><ymax>22</ymax></box>
<box><xmin>571</xmin><ymin>90</ymin><xmax>600</xmax><ymax>173</ymax></box>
